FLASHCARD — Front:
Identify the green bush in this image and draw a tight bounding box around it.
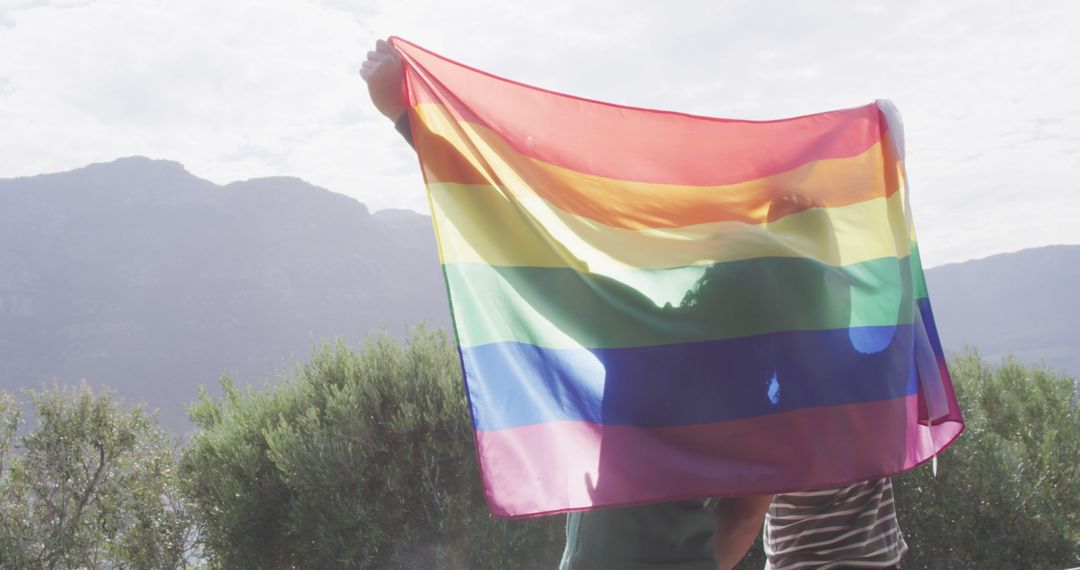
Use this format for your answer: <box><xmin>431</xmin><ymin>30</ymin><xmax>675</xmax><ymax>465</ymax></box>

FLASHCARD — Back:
<box><xmin>180</xmin><ymin>327</ymin><xmax>564</xmax><ymax>569</ymax></box>
<box><xmin>894</xmin><ymin>350</ymin><xmax>1080</xmax><ymax>569</ymax></box>
<box><xmin>180</xmin><ymin>328</ymin><xmax>1078</xmax><ymax>569</ymax></box>
<box><xmin>0</xmin><ymin>384</ymin><xmax>194</xmax><ymax>569</ymax></box>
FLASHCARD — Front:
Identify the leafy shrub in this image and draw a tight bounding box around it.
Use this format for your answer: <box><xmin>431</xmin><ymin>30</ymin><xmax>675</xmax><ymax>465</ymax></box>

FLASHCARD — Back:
<box><xmin>180</xmin><ymin>327</ymin><xmax>563</xmax><ymax>569</ymax></box>
<box><xmin>893</xmin><ymin>350</ymin><xmax>1080</xmax><ymax>569</ymax></box>
<box><xmin>181</xmin><ymin>329</ymin><xmax>1079</xmax><ymax>569</ymax></box>
<box><xmin>0</xmin><ymin>384</ymin><xmax>193</xmax><ymax>569</ymax></box>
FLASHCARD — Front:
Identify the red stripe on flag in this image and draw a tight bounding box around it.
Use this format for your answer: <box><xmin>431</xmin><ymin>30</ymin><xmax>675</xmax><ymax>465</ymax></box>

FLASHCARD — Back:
<box><xmin>393</xmin><ymin>36</ymin><xmax>886</xmax><ymax>187</ymax></box>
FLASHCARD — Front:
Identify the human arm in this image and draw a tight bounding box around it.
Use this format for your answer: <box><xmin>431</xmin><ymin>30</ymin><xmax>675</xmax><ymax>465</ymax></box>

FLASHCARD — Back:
<box><xmin>711</xmin><ymin>494</ymin><xmax>774</xmax><ymax>570</ymax></box>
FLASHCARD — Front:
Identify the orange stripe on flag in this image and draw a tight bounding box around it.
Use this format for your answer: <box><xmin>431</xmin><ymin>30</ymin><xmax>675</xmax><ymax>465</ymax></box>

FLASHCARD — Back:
<box><xmin>411</xmin><ymin>104</ymin><xmax>902</xmax><ymax>230</ymax></box>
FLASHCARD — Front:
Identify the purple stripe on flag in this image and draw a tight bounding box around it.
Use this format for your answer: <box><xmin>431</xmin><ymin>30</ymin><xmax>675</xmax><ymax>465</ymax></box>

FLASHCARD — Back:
<box><xmin>475</xmin><ymin>395</ymin><xmax>963</xmax><ymax>519</ymax></box>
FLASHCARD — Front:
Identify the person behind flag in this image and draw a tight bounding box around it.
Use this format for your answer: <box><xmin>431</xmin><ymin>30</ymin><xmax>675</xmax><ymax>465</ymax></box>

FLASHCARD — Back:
<box><xmin>360</xmin><ymin>37</ymin><xmax>774</xmax><ymax>570</ymax></box>
<box><xmin>764</xmin><ymin>478</ymin><xmax>907</xmax><ymax>570</ymax></box>
<box><xmin>361</xmin><ymin>38</ymin><xmax>925</xmax><ymax>570</ymax></box>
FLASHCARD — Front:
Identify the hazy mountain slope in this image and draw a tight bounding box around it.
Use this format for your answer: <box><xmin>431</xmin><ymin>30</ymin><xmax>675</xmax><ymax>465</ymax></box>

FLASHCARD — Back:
<box><xmin>0</xmin><ymin>157</ymin><xmax>449</xmax><ymax>430</ymax></box>
<box><xmin>924</xmin><ymin>244</ymin><xmax>1079</xmax><ymax>381</ymax></box>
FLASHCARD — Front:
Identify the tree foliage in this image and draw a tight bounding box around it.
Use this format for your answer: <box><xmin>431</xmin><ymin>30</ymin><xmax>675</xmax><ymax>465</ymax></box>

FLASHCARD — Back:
<box><xmin>0</xmin><ymin>384</ymin><xmax>195</xmax><ymax>569</ymax></box>
<box><xmin>5</xmin><ymin>339</ymin><xmax>1073</xmax><ymax>569</ymax></box>
<box><xmin>180</xmin><ymin>327</ymin><xmax>564</xmax><ymax>569</ymax></box>
<box><xmin>893</xmin><ymin>350</ymin><xmax>1080</xmax><ymax>569</ymax></box>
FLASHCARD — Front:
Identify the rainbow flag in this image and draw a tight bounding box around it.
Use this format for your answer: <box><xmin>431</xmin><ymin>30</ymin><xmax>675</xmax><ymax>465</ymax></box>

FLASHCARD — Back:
<box><xmin>391</xmin><ymin>37</ymin><xmax>964</xmax><ymax>519</ymax></box>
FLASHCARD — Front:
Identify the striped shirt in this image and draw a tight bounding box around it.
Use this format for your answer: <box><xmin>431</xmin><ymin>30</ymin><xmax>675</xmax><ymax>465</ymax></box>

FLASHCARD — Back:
<box><xmin>763</xmin><ymin>478</ymin><xmax>907</xmax><ymax>570</ymax></box>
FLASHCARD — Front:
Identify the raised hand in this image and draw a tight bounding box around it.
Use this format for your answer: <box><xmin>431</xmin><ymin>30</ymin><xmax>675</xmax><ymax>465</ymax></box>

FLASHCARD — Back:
<box><xmin>359</xmin><ymin>38</ymin><xmax>406</xmax><ymax>121</ymax></box>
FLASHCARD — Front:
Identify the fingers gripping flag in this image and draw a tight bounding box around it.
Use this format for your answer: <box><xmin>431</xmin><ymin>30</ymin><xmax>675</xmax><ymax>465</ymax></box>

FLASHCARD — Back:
<box><xmin>390</xmin><ymin>37</ymin><xmax>964</xmax><ymax>519</ymax></box>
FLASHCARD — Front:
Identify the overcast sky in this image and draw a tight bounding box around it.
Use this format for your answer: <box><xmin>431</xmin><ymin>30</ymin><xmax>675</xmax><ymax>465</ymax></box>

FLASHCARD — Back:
<box><xmin>1</xmin><ymin>0</ymin><xmax>1077</xmax><ymax>266</ymax></box>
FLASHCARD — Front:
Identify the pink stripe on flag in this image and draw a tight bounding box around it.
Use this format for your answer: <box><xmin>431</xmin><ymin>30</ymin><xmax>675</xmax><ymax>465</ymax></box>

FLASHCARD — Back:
<box><xmin>475</xmin><ymin>395</ymin><xmax>963</xmax><ymax>519</ymax></box>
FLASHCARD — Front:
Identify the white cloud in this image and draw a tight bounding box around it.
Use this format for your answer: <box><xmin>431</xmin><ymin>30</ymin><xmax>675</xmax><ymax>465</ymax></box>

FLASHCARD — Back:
<box><xmin>0</xmin><ymin>0</ymin><xmax>429</xmax><ymax>212</ymax></box>
<box><xmin>1</xmin><ymin>0</ymin><xmax>1078</xmax><ymax>265</ymax></box>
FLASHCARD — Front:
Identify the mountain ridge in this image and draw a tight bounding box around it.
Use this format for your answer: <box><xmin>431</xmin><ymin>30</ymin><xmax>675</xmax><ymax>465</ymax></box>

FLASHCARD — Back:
<box><xmin>0</xmin><ymin>157</ymin><xmax>449</xmax><ymax>430</ymax></box>
<box><xmin>2</xmin><ymin>157</ymin><xmax>1075</xmax><ymax>430</ymax></box>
